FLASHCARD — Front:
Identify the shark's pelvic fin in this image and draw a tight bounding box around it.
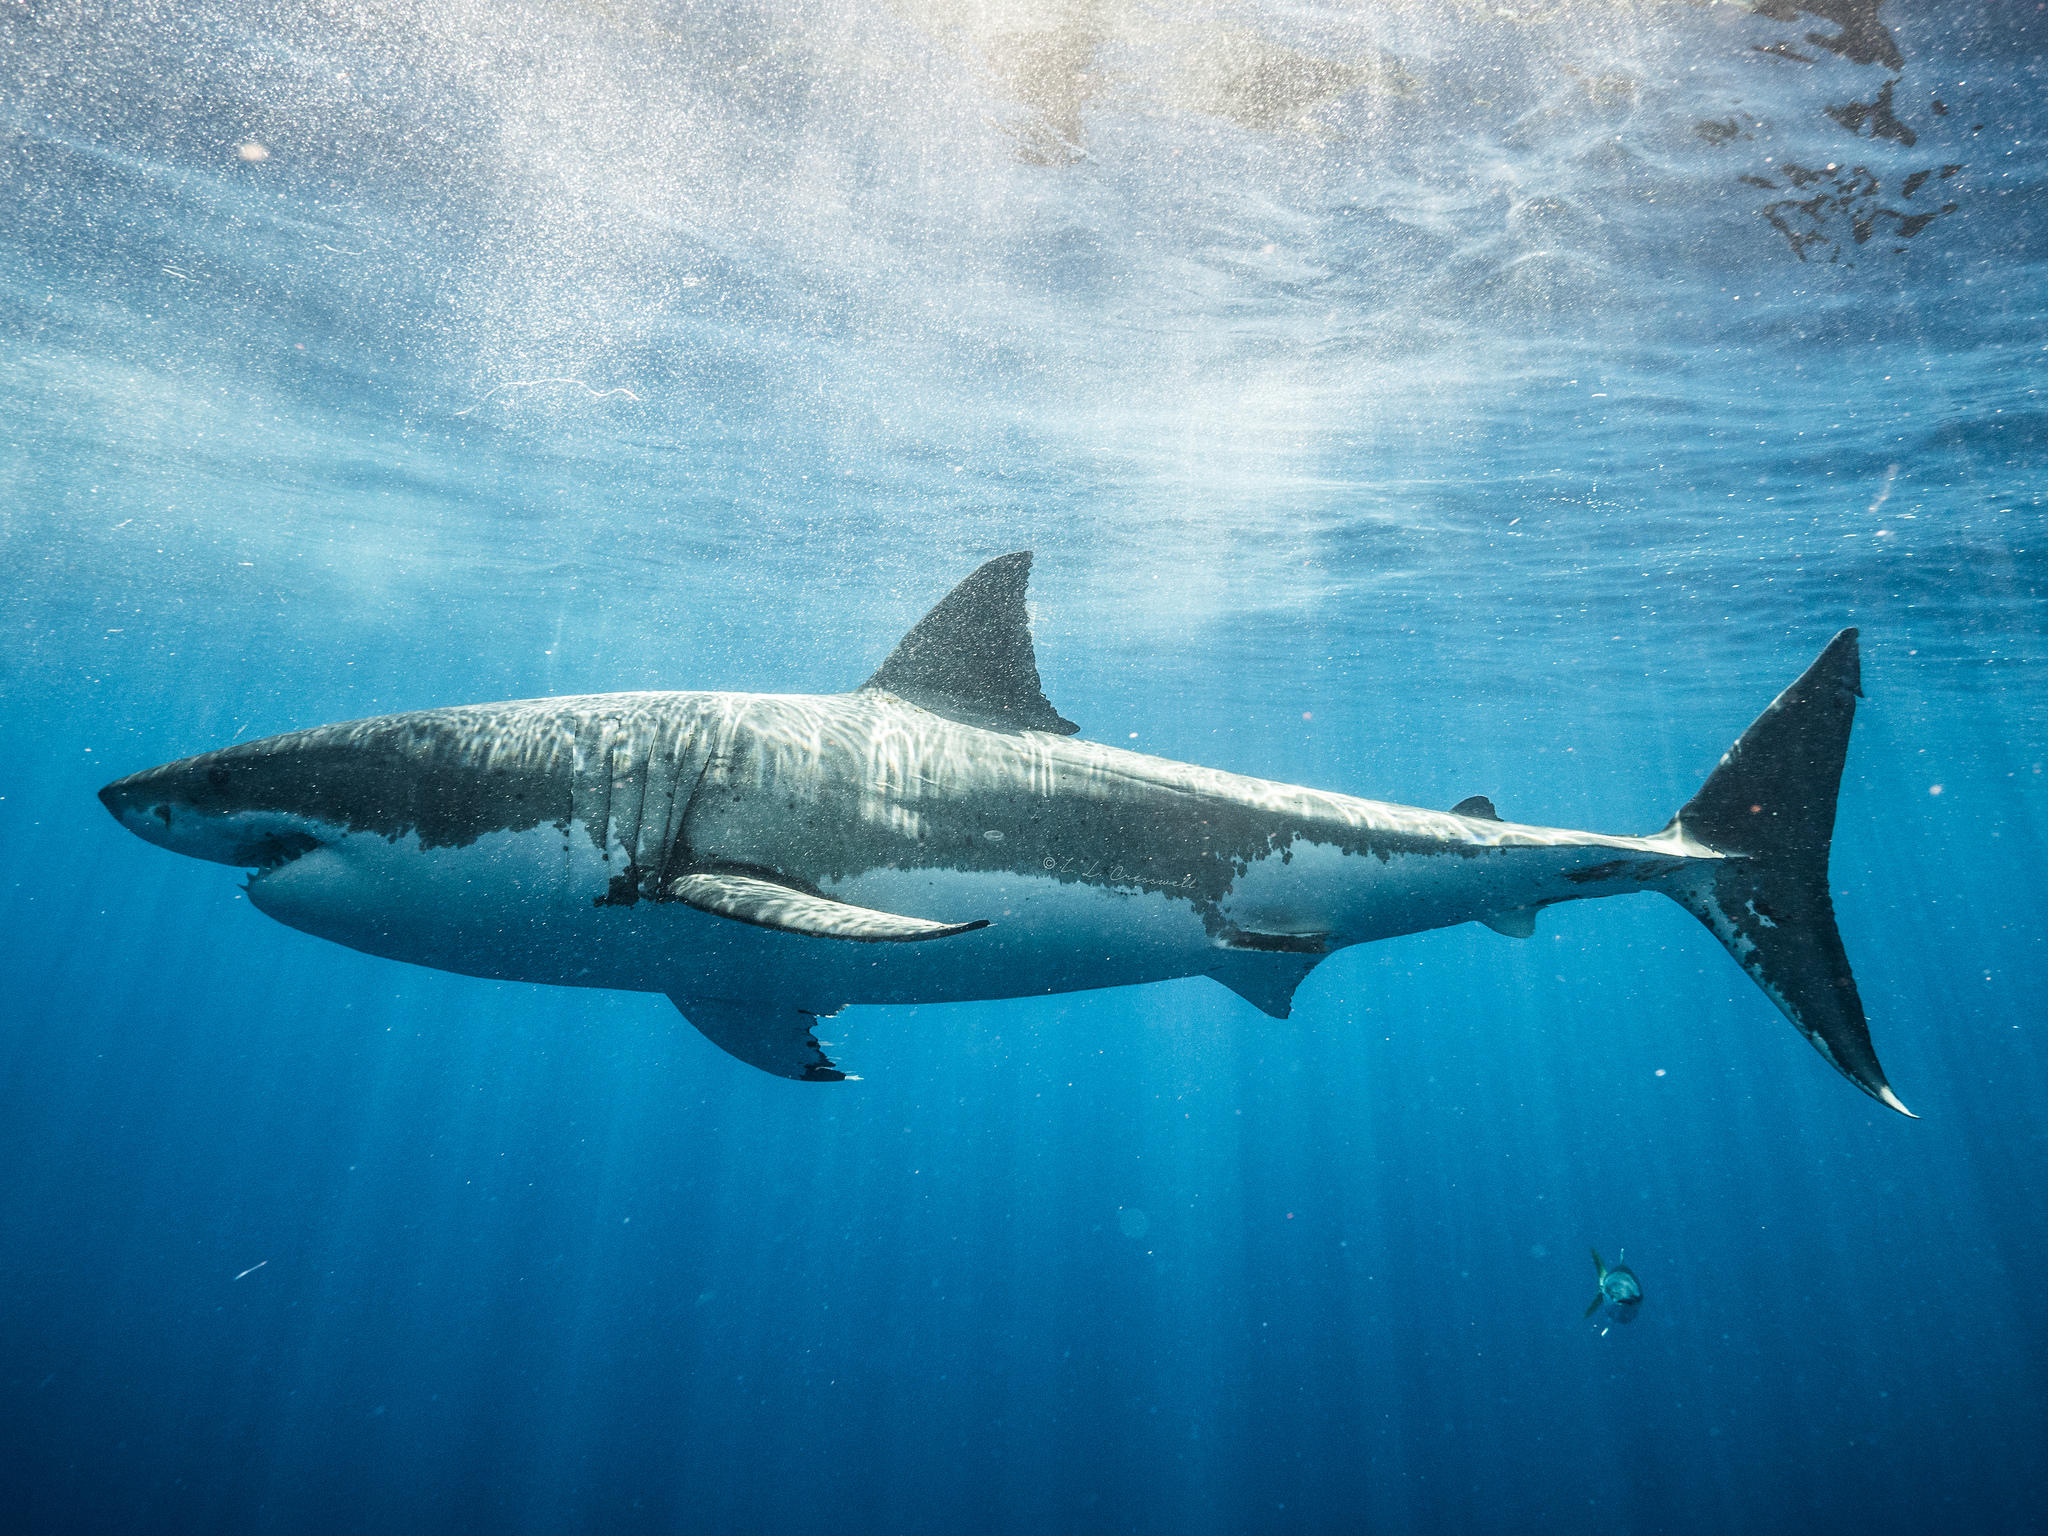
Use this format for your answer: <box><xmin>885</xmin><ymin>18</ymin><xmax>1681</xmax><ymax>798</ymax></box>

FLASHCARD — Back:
<box><xmin>1662</xmin><ymin>629</ymin><xmax>1912</xmax><ymax>1117</ymax></box>
<box><xmin>1208</xmin><ymin>949</ymin><xmax>1325</xmax><ymax>1019</ymax></box>
<box><xmin>669</xmin><ymin>994</ymin><xmax>852</xmax><ymax>1081</ymax></box>
<box><xmin>1452</xmin><ymin>794</ymin><xmax>1502</xmax><ymax>820</ymax></box>
<box><xmin>670</xmin><ymin>870</ymin><xmax>990</xmax><ymax>943</ymax></box>
<box><xmin>859</xmin><ymin>551</ymin><xmax>1079</xmax><ymax>735</ymax></box>
<box><xmin>1480</xmin><ymin>907</ymin><xmax>1539</xmax><ymax>939</ymax></box>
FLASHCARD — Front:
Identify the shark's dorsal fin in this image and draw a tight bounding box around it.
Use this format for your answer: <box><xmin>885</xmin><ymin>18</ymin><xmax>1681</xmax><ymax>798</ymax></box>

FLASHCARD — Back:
<box><xmin>860</xmin><ymin>552</ymin><xmax>1079</xmax><ymax>735</ymax></box>
<box><xmin>1452</xmin><ymin>795</ymin><xmax>1501</xmax><ymax>820</ymax></box>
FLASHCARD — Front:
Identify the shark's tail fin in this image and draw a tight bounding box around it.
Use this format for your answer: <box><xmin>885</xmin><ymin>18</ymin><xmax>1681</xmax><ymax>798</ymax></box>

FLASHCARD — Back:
<box><xmin>1663</xmin><ymin>629</ymin><xmax>1912</xmax><ymax>1118</ymax></box>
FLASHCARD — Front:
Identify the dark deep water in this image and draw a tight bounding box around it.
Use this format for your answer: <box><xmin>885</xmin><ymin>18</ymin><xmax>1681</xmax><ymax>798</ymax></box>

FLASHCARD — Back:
<box><xmin>4</xmin><ymin>2</ymin><xmax>2046</xmax><ymax>1531</ymax></box>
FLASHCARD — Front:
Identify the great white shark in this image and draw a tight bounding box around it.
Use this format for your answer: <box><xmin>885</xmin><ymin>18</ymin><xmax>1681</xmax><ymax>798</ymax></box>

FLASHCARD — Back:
<box><xmin>99</xmin><ymin>553</ymin><xmax>1909</xmax><ymax>1115</ymax></box>
<box><xmin>1586</xmin><ymin>1248</ymin><xmax>1643</xmax><ymax>1327</ymax></box>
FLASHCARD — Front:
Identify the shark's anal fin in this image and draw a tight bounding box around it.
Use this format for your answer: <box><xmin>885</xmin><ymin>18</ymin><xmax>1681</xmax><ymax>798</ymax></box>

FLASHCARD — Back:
<box><xmin>1480</xmin><ymin>907</ymin><xmax>1539</xmax><ymax>939</ymax></box>
<box><xmin>669</xmin><ymin>995</ymin><xmax>852</xmax><ymax>1081</ymax></box>
<box><xmin>1452</xmin><ymin>795</ymin><xmax>1501</xmax><ymax>820</ymax></box>
<box><xmin>860</xmin><ymin>551</ymin><xmax>1079</xmax><ymax>735</ymax></box>
<box><xmin>670</xmin><ymin>870</ymin><xmax>989</xmax><ymax>943</ymax></box>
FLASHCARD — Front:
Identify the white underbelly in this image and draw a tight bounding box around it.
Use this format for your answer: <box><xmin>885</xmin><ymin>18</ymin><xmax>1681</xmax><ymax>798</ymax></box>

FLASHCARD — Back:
<box><xmin>244</xmin><ymin>821</ymin><xmax>1226</xmax><ymax>1007</ymax></box>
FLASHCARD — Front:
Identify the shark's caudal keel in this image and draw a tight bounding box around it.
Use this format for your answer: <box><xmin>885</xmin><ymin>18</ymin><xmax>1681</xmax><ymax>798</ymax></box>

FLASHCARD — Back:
<box><xmin>99</xmin><ymin>552</ymin><xmax>1909</xmax><ymax>1114</ymax></box>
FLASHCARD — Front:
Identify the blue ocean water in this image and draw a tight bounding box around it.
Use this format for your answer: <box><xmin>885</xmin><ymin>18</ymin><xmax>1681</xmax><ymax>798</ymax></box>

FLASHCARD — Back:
<box><xmin>3</xmin><ymin>2</ymin><xmax>2045</xmax><ymax>1530</ymax></box>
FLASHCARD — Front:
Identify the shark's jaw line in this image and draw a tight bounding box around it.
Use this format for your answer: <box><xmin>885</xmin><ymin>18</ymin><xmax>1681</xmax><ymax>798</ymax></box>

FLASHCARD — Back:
<box><xmin>98</xmin><ymin>552</ymin><xmax>1906</xmax><ymax>1114</ymax></box>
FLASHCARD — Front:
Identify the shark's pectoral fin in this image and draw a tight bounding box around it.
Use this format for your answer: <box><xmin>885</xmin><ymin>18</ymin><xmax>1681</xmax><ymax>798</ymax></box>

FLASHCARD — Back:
<box><xmin>669</xmin><ymin>994</ymin><xmax>854</xmax><ymax>1081</ymax></box>
<box><xmin>669</xmin><ymin>870</ymin><xmax>989</xmax><ymax>943</ymax></box>
<box><xmin>1209</xmin><ymin>927</ymin><xmax>1328</xmax><ymax>1018</ymax></box>
<box><xmin>1480</xmin><ymin>907</ymin><xmax>1540</xmax><ymax>939</ymax></box>
<box><xmin>1209</xmin><ymin>950</ymin><xmax>1325</xmax><ymax>1020</ymax></box>
<box><xmin>1584</xmin><ymin>1293</ymin><xmax>1606</xmax><ymax>1320</ymax></box>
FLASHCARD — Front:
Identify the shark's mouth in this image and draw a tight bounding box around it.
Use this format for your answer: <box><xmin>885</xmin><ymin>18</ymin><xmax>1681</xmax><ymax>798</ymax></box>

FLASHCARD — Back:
<box><xmin>108</xmin><ymin>791</ymin><xmax>339</xmax><ymax>872</ymax></box>
<box><xmin>240</xmin><ymin>829</ymin><xmax>325</xmax><ymax>872</ymax></box>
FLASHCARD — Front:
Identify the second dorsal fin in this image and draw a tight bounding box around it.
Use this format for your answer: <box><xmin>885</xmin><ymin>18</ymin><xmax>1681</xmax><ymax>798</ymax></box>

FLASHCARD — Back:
<box><xmin>1452</xmin><ymin>795</ymin><xmax>1501</xmax><ymax>820</ymax></box>
<box><xmin>860</xmin><ymin>552</ymin><xmax>1078</xmax><ymax>735</ymax></box>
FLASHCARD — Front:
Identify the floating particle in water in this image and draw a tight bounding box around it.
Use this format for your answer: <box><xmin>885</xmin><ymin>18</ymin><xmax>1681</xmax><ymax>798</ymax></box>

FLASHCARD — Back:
<box><xmin>238</xmin><ymin>142</ymin><xmax>268</xmax><ymax>162</ymax></box>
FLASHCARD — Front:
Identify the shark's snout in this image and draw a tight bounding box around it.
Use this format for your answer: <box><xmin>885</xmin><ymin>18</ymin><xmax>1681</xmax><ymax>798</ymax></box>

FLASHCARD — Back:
<box><xmin>99</xmin><ymin>763</ymin><xmax>188</xmax><ymax>846</ymax></box>
<box><xmin>99</xmin><ymin>754</ymin><xmax>325</xmax><ymax>869</ymax></box>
